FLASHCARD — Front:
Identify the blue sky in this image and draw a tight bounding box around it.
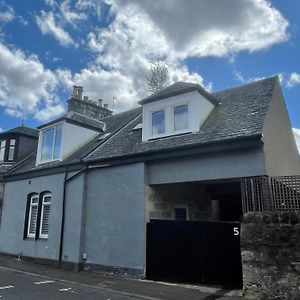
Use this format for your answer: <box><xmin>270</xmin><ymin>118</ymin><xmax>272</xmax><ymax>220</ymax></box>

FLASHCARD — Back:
<box><xmin>0</xmin><ymin>0</ymin><xmax>299</xmax><ymax>150</ymax></box>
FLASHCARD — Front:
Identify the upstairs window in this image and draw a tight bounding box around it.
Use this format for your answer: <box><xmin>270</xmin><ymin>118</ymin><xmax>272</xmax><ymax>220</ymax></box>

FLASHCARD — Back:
<box><xmin>0</xmin><ymin>138</ymin><xmax>17</xmax><ymax>162</ymax></box>
<box><xmin>174</xmin><ymin>105</ymin><xmax>188</xmax><ymax>132</ymax></box>
<box><xmin>152</xmin><ymin>110</ymin><xmax>165</xmax><ymax>136</ymax></box>
<box><xmin>8</xmin><ymin>139</ymin><xmax>16</xmax><ymax>161</ymax></box>
<box><xmin>40</xmin><ymin>125</ymin><xmax>62</xmax><ymax>163</ymax></box>
<box><xmin>0</xmin><ymin>140</ymin><xmax>5</xmax><ymax>161</ymax></box>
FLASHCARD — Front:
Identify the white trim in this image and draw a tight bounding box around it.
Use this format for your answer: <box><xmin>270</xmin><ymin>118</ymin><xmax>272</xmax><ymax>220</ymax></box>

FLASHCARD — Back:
<box><xmin>37</xmin><ymin>122</ymin><xmax>64</xmax><ymax>165</ymax></box>
<box><xmin>27</xmin><ymin>195</ymin><xmax>39</xmax><ymax>238</ymax></box>
<box><xmin>150</xmin><ymin>108</ymin><xmax>167</xmax><ymax>139</ymax></box>
<box><xmin>39</xmin><ymin>193</ymin><xmax>51</xmax><ymax>239</ymax></box>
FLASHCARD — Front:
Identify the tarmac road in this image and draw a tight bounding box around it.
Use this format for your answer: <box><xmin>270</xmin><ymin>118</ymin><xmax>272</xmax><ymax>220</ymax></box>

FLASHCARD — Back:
<box><xmin>0</xmin><ymin>255</ymin><xmax>243</xmax><ymax>300</ymax></box>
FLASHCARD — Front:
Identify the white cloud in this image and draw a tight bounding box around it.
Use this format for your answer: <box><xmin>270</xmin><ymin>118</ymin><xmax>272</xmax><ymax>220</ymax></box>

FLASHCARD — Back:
<box><xmin>75</xmin><ymin>0</ymin><xmax>289</xmax><ymax>111</ymax></box>
<box><xmin>0</xmin><ymin>43</ymin><xmax>63</xmax><ymax>121</ymax></box>
<box><xmin>110</xmin><ymin>0</ymin><xmax>289</xmax><ymax>58</ymax></box>
<box><xmin>59</xmin><ymin>0</ymin><xmax>87</xmax><ymax>25</ymax></box>
<box><xmin>0</xmin><ymin>2</ymin><xmax>15</xmax><ymax>24</ymax></box>
<box><xmin>34</xmin><ymin>104</ymin><xmax>65</xmax><ymax>121</ymax></box>
<box><xmin>0</xmin><ymin>127</ymin><xmax>3</xmax><ymax>132</ymax></box>
<box><xmin>293</xmin><ymin>128</ymin><xmax>300</xmax><ymax>154</ymax></box>
<box><xmin>36</xmin><ymin>11</ymin><xmax>75</xmax><ymax>47</ymax></box>
<box><xmin>287</xmin><ymin>73</ymin><xmax>300</xmax><ymax>88</ymax></box>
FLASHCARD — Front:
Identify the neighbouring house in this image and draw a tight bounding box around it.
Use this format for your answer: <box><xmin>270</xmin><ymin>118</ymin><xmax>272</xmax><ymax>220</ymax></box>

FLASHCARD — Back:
<box><xmin>0</xmin><ymin>126</ymin><xmax>39</xmax><ymax>221</ymax></box>
<box><xmin>0</xmin><ymin>78</ymin><xmax>299</xmax><ymax>287</ymax></box>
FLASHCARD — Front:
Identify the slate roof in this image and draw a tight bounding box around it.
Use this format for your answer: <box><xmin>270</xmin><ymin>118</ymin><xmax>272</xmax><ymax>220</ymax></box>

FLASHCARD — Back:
<box><xmin>139</xmin><ymin>81</ymin><xmax>219</xmax><ymax>106</ymax></box>
<box><xmin>85</xmin><ymin>76</ymin><xmax>277</xmax><ymax>162</ymax></box>
<box><xmin>38</xmin><ymin>111</ymin><xmax>106</xmax><ymax>132</ymax></box>
<box><xmin>0</xmin><ymin>126</ymin><xmax>39</xmax><ymax>139</ymax></box>
<box><xmin>6</xmin><ymin>76</ymin><xmax>278</xmax><ymax>176</ymax></box>
<box><xmin>6</xmin><ymin>107</ymin><xmax>142</xmax><ymax>175</ymax></box>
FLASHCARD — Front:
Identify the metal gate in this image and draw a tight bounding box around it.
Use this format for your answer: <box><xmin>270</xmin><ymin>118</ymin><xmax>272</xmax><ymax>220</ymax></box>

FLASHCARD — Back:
<box><xmin>146</xmin><ymin>219</ymin><xmax>242</xmax><ymax>288</ymax></box>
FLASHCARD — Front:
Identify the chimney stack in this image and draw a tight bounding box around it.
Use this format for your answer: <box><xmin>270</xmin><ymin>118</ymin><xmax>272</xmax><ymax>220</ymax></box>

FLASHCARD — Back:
<box><xmin>98</xmin><ymin>99</ymin><xmax>103</xmax><ymax>107</ymax></box>
<box><xmin>68</xmin><ymin>86</ymin><xmax>113</xmax><ymax>119</ymax></box>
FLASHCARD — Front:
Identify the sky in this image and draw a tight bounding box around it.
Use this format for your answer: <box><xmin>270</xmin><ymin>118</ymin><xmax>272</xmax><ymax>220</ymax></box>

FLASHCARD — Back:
<box><xmin>0</xmin><ymin>0</ymin><xmax>299</xmax><ymax>151</ymax></box>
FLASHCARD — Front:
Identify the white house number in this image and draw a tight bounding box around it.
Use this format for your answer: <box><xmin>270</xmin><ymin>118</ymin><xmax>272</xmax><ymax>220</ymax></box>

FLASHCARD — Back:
<box><xmin>233</xmin><ymin>227</ymin><xmax>239</xmax><ymax>236</ymax></box>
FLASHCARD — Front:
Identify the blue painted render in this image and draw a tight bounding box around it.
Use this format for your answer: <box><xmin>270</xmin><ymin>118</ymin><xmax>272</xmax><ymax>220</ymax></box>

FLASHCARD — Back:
<box><xmin>0</xmin><ymin>173</ymin><xmax>65</xmax><ymax>261</ymax></box>
<box><xmin>83</xmin><ymin>163</ymin><xmax>145</xmax><ymax>271</ymax></box>
<box><xmin>146</xmin><ymin>146</ymin><xmax>267</xmax><ymax>185</ymax></box>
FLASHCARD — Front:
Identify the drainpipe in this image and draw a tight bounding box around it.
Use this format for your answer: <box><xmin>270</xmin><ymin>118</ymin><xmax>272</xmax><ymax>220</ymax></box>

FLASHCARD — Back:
<box><xmin>58</xmin><ymin>172</ymin><xmax>68</xmax><ymax>268</ymax></box>
<box><xmin>58</xmin><ymin>166</ymin><xmax>87</xmax><ymax>269</ymax></box>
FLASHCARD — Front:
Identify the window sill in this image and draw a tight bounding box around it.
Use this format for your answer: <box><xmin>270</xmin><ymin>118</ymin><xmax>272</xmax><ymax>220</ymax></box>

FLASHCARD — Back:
<box><xmin>147</xmin><ymin>130</ymin><xmax>191</xmax><ymax>141</ymax></box>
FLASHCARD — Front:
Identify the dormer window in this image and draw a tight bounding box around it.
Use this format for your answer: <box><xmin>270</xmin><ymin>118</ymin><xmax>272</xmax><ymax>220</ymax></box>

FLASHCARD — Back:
<box><xmin>40</xmin><ymin>124</ymin><xmax>62</xmax><ymax>163</ymax></box>
<box><xmin>0</xmin><ymin>138</ymin><xmax>17</xmax><ymax>162</ymax></box>
<box><xmin>140</xmin><ymin>82</ymin><xmax>217</xmax><ymax>142</ymax></box>
<box><xmin>174</xmin><ymin>105</ymin><xmax>188</xmax><ymax>132</ymax></box>
<box><xmin>152</xmin><ymin>110</ymin><xmax>165</xmax><ymax>136</ymax></box>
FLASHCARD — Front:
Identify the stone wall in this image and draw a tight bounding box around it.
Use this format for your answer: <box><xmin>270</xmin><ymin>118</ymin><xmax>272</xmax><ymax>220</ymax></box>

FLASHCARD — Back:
<box><xmin>241</xmin><ymin>212</ymin><xmax>300</xmax><ymax>299</ymax></box>
<box><xmin>145</xmin><ymin>183</ymin><xmax>212</xmax><ymax>222</ymax></box>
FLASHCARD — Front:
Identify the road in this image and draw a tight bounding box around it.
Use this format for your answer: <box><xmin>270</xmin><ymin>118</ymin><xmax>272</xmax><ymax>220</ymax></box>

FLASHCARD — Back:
<box><xmin>0</xmin><ymin>255</ymin><xmax>243</xmax><ymax>300</ymax></box>
<box><xmin>0</xmin><ymin>268</ymin><xmax>137</xmax><ymax>300</ymax></box>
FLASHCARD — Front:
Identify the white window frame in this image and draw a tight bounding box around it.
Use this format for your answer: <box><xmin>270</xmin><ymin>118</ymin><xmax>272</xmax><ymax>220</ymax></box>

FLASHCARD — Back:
<box><xmin>27</xmin><ymin>195</ymin><xmax>39</xmax><ymax>238</ymax></box>
<box><xmin>171</xmin><ymin>103</ymin><xmax>190</xmax><ymax>134</ymax></box>
<box><xmin>39</xmin><ymin>193</ymin><xmax>51</xmax><ymax>239</ymax></box>
<box><xmin>150</xmin><ymin>108</ymin><xmax>167</xmax><ymax>138</ymax></box>
<box><xmin>7</xmin><ymin>138</ymin><xmax>16</xmax><ymax>161</ymax></box>
<box><xmin>38</xmin><ymin>122</ymin><xmax>64</xmax><ymax>164</ymax></box>
<box><xmin>0</xmin><ymin>140</ymin><xmax>6</xmax><ymax>162</ymax></box>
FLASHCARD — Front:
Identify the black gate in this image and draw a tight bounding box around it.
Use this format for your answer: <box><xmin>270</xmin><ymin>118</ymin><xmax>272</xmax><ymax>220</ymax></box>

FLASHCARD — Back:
<box><xmin>146</xmin><ymin>219</ymin><xmax>242</xmax><ymax>288</ymax></box>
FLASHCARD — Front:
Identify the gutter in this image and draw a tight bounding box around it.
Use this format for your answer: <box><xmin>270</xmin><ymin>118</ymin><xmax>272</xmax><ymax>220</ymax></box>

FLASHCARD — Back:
<box><xmin>86</xmin><ymin>133</ymin><xmax>263</xmax><ymax>168</ymax></box>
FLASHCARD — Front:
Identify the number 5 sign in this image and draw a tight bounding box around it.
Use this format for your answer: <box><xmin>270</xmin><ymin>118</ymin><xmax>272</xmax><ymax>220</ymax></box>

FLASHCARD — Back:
<box><xmin>233</xmin><ymin>227</ymin><xmax>239</xmax><ymax>236</ymax></box>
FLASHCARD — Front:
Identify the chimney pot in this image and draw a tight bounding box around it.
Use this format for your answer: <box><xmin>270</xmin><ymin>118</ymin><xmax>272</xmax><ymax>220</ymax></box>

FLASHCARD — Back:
<box><xmin>77</xmin><ymin>86</ymin><xmax>83</xmax><ymax>100</ymax></box>
<box><xmin>98</xmin><ymin>99</ymin><xmax>103</xmax><ymax>107</ymax></box>
<box><xmin>72</xmin><ymin>86</ymin><xmax>78</xmax><ymax>98</ymax></box>
<box><xmin>103</xmin><ymin>103</ymin><xmax>108</xmax><ymax>109</ymax></box>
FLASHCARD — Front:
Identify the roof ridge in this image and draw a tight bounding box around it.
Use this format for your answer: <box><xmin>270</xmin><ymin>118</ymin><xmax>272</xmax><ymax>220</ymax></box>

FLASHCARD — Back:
<box><xmin>212</xmin><ymin>76</ymin><xmax>278</xmax><ymax>95</ymax></box>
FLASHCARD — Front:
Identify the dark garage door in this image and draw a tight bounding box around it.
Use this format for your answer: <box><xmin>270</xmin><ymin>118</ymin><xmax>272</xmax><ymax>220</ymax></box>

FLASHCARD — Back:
<box><xmin>146</xmin><ymin>219</ymin><xmax>242</xmax><ymax>288</ymax></box>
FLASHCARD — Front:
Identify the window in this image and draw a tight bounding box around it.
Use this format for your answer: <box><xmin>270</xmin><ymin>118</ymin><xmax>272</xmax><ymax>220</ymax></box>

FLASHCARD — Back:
<box><xmin>8</xmin><ymin>139</ymin><xmax>16</xmax><ymax>161</ymax></box>
<box><xmin>174</xmin><ymin>105</ymin><xmax>188</xmax><ymax>132</ymax></box>
<box><xmin>152</xmin><ymin>110</ymin><xmax>165</xmax><ymax>135</ymax></box>
<box><xmin>175</xmin><ymin>205</ymin><xmax>189</xmax><ymax>220</ymax></box>
<box><xmin>0</xmin><ymin>140</ymin><xmax>5</xmax><ymax>161</ymax></box>
<box><xmin>25</xmin><ymin>192</ymin><xmax>51</xmax><ymax>239</ymax></box>
<box><xmin>27</xmin><ymin>195</ymin><xmax>39</xmax><ymax>238</ymax></box>
<box><xmin>40</xmin><ymin>125</ymin><xmax>62</xmax><ymax>162</ymax></box>
<box><xmin>39</xmin><ymin>193</ymin><xmax>51</xmax><ymax>238</ymax></box>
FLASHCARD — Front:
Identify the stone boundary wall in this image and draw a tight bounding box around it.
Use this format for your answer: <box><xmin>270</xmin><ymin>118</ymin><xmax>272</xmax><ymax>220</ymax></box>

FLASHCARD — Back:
<box><xmin>241</xmin><ymin>212</ymin><xmax>300</xmax><ymax>299</ymax></box>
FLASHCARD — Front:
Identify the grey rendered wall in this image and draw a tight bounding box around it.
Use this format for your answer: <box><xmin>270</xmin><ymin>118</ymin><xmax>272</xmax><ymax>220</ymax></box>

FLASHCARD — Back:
<box><xmin>84</xmin><ymin>163</ymin><xmax>145</xmax><ymax>271</ymax></box>
<box><xmin>61</xmin><ymin>173</ymin><xmax>85</xmax><ymax>264</ymax></box>
<box><xmin>0</xmin><ymin>173</ymin><xmax>65</xmax><ymax>261</ymax></box>
<box><xmin>263</xmin><ymin>80</ymin><xmax>300</xmax><ymax>176</ymax></box>
<box><xmin>147</xmin><ymin>146</ymin><xmax>267</xmax><ymax>185</ymax></box>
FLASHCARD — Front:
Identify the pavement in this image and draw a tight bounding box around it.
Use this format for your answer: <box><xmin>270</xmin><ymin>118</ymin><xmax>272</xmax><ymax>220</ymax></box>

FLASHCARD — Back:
<box><xmin>0</xmin><ymin>254</ymin><xmax>243</xmax><ymax>299</ymax></box>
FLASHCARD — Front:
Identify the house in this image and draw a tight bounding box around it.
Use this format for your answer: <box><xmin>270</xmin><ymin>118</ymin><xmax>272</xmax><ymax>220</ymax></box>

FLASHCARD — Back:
<box><xmin>0</xmin><ymin>126</ymin><xmax>39</xmax><ymax>221</ymax></box>
<box><xmin>0</xmin><ymin>77</ymin><xmax>299</xmax><ymax>286</ymax></box>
